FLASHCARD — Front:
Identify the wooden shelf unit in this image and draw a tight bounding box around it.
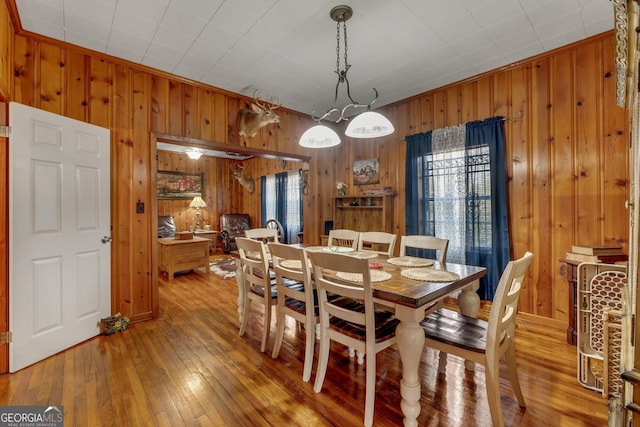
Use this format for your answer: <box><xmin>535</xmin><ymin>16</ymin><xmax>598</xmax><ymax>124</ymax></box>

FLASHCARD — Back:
<box><xmin>333</xmin><ymin>195</ymin><xmax>394</xmax><ymax>233</ymax></box>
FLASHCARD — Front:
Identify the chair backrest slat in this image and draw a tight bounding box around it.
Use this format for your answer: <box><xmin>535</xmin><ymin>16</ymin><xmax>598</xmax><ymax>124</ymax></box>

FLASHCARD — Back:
<box><xmin>309</xmin><ymin>251</ymin><xmax>373</xmax><ymax>331</ymax></box>
<box><xmin>245</xmin><ymin>227</ymin><xmax>279</xmax><ymax>243</ymax></box>
<box><xmin>268</xmin><ymin>242</ymin><xmax>311</xmax><ymax>303</ymax></box>
<box><xmin>399</xmin><ymin>235</ymin><xmax>449</xmax><ymax>264</ymax></box>
<box><xmin>487</xmin><ymin>251</ymin><xmax>534</xmax><ymax>355</ymax></box>
<box><xmin>236</xmin><ymin>237</ymin><xmax>271</xmax><ymax>293</ymax></box>
<box><xmin>327</xmin><ymin>229</ymin><xmax>359</xmax><ymax>249</ymax></box>
<box><xmin>357</xmin><ymin>231</ymin><xmax>397</xmax><ymax>256</ymax></box>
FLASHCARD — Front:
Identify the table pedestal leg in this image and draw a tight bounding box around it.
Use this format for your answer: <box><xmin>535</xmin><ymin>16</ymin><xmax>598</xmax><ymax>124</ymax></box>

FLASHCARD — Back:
<box><xmin>458</xmin><ymin>279</ymin><xmax>480</xmax><ymax>371</ymax></box>
<box><xmin>395</xmin><ymin>305</ymin><xmax>425</xmax><ymax>427</ymax></box>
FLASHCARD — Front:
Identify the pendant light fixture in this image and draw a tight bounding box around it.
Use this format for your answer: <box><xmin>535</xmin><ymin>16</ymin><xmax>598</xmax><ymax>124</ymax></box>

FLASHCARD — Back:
<box><xmin>299</xmin><ymin>5</ymin><xmax>394</xmax><ymax>148</ymax></box>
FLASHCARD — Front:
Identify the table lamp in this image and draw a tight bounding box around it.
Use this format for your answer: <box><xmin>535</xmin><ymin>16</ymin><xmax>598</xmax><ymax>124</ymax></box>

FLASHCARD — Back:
<box><xmin>189</xmin><ymin>196</ymin><xmax>207</xmax><ymax>230</ymax></box>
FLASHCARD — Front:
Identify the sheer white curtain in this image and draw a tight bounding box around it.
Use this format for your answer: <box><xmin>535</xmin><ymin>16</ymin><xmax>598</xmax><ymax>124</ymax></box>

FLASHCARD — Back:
<box><xmin>430</xmin><ymin>124</ymin><xmax>466</xmax><ymax>264</ymax></box>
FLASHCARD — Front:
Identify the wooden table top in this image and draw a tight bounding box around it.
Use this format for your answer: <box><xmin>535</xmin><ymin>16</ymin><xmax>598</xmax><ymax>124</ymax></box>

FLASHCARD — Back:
<box><xmin>274</xmin><ymin>245</ymin><xmax>487</xmax><ymax>309</ymax></box>
<box><xmin>368</xmin><ymin>258</ymin><xmax>486</xmax><ymax>308</ymax></box>
<box><xmin>158</xmin><ymin>236</ymin><xmax>211</xmax><ymax>246</ymax></box>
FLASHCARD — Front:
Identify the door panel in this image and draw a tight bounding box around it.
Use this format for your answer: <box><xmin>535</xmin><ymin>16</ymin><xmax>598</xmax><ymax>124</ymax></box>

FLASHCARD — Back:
<box><xmin>9</xmin><ymin>102</ymin><xmax>111</xmax><ymax>372</ymax></box>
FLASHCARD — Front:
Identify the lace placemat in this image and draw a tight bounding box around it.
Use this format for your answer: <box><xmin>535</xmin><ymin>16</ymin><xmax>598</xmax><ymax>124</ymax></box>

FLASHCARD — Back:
<box><xmin>304</xmin><ymin>246</ymin><xmax>327</xmax><ymax>252</ymax></box>
<box><xmin>247</xmin><ymin>251</ymin><xmax>271</xmax><ymax>262</ymax></box>
<box><xmin>387</xmin><ymin>257</ymin><xmax>434</xmax><ymax>267</ymax></box>
<box><xmin>401</xmin><ymin>268</ymin><xmax>460</xmax><ymax>282</ymax></box>
<box><xmin>336</xmin><ymin>270</ymin><xmax>392</xmax><ymax>283</ymax></box>
<box><xmin>280</xmin><ymin>259</ymin><xmax>310</xmax><ymax>269</ymax></box>
<box><xmin>323</xmin><ymin>246</ymin><xmax>355</xmax><ymax>253</ymax></box>
<box><xmin>349</xmin><ymin>251</ymin><xmax>379</xmax><ymax>259</ymax></box>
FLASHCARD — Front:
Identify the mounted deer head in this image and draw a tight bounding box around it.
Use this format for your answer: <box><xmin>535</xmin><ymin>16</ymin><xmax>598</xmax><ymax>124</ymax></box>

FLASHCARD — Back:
<box><xmin>230</xmin><ymin>162</ymin><xmax>256</xmax><ymax>194</ymax></box>
<box><xmin>236</xmin><ymin>90</ymin><xmax>281</xmax><ymax>139</ymax></box>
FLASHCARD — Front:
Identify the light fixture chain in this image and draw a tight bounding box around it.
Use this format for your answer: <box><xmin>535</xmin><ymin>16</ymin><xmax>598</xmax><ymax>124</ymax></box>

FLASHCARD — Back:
<box><xmin>307</xmin><ymin>4</ymin><xmax>390</xmax><ymax>137</ymax></box>
<box><xmin>335</xmin><ymin>20</ymin><xmax>341</xmax><ymax>76</ymax></box>
<box><xmin>343</xmin><ymin>20</ymin><xmax>348</xmax><ymax>72</ymax></box>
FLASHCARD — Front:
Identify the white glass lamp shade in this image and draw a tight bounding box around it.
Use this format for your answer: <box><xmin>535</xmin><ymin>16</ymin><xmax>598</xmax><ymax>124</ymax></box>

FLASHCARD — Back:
<box><xmin>299</xmin><ymin>125</ymin><xmax>341</xmax><ymax>148</ymax></box>
<box><xmin>345</xmin><ymin>111</ymin><xmax>395</xmax><ymax>138</ymax></box>
<box><xmin>189</xmin><ymin>196</ymin><xmax>207</xmax><ymax>209</ymax></box>
<box><xmin>186</xmin><ymin>148</ymin><xmax>203</xmax><ymax>159</ymax></box>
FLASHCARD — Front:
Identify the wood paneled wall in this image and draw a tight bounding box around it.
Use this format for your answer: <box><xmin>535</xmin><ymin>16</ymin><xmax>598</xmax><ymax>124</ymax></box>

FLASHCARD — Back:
<box><xmin>0</xmin><ymin>0</ymin><xmax>629</xmax><ymax>344</ymax></box>
<box><xmin>358</xmin><ymin>33</ymin><xmax>629</xmax><ymax>326</ymax></box>
<box><xmin>156</xmin><ymin>151</ymin><xmax>304</xmax><ymax>233</ymax></box>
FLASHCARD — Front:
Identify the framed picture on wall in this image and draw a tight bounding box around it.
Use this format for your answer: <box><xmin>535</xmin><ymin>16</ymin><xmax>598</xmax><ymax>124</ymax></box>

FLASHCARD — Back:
<box><xmin>157</xmin><ymin>171</ymin><xmax>204</xmax><ymax>199</ymax></box>
<box><xmin>353</xmin><ymin>158</ymin><xmax>380</xmax><ymax>185</ymax></box>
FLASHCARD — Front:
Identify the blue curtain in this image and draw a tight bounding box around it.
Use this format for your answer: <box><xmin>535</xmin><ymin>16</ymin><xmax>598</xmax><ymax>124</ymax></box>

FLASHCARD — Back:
<box><xmin>260</xmin><ymin>175</ymin><xmax>267</xmax><ymax>225</ymax></box>
<box><xmin>260</xmin><ymin>171</ymin><xmax>304</xmax><ymax>243</ymax></box>
<box><xmin>464</xmin><ymin>117</ymin><xmax>510</xmax><ymax>299</ymax></box>
<box><xmin>405</xmin><ymin>117</ymin><xmax>510</xmax><ymax>300</ymax></box>
<box><xmin>405</xmin><ymin>131</ymin><xmax>437</xmax><ymax>260</ymax></box>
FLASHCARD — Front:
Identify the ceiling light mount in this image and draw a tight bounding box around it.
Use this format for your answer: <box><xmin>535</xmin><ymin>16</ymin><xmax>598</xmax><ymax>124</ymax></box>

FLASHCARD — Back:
<box><xmin>300</xmin><ymin>5</ymin><xmax>394</xmax><ymax>148</ymax></box>
<box><xmin>186</xmin><ymin>148</ymin><xmax>203</xmax><ymax>160</ymax></box>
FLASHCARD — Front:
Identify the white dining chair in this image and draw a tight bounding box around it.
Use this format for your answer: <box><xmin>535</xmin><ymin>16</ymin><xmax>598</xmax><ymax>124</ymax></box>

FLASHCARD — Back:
<box><xmin>244</xmin><ymin>227</ymin><xmax>279</xmax><ymax>243</ymax></box>
<box><xmin>268</xmin><ymin>242</ymin><xmax>318</xmax><ymax>382</ymax></box>
<box><xmin>327</xmin><ymin>229</ymin><xmax>359</xmax><ymax>249</ymax></box>
<box><xmin>236</xmin><ymin>237</ymin><xmax>277</xmax><ymax>353</ymax></box>
<box><xmin>420</xmin><ymin>251</ymin><xmax>534</xmax><ymax>427</ymax></box>
<box><xmin>399</xmin><ymin>235</ymin><xmax>449</xmax><ymax>264</ymax></box>
<box><xmin>357</xmin><ymin>231</ymin><xmax>397</xmax><ymax>256</ymax></box>
<box><xmin>309</xmin><ymin>250</ymin><xmax>399</xmax><ymax>427</ymax></box>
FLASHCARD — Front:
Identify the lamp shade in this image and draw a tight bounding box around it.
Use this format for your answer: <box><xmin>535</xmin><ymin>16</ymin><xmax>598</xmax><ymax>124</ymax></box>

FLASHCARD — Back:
<box><xmin>299</xmin><ymin>125</ymin><xmax>341</xmax><ymax>148</ymax></box>
<box><xmin>345</xmin><ymin>111</ymin><xmax>395</xmax><ymax>138</ymax></box>
<box><xmin>189</xmin><ymin>196</ymin><xmax>207</xmax><ymax>208</ymax></box>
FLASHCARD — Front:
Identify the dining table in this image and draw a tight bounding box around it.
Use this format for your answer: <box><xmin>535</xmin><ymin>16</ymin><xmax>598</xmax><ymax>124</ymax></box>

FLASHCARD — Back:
<box><xmin>233</xmin><ymin>244</ymin><xmax>487</xmax><ymax>426</ymax></box>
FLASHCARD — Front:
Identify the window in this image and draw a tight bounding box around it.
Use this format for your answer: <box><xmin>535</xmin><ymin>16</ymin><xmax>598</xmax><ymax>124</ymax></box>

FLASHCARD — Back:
<box><xmin>261</xmin><ymin>170</ymin><xmax>303</xmax><ymax>243</ymax></box>
<box><xmin>405</xmin><ymin>117</ymin><xmax>510</xmax><ymax>300</ymax></box>
<box><xmin>417</xmin><ymin>145</ymin><xmax>491</xmax><ymax>263</ymax></box>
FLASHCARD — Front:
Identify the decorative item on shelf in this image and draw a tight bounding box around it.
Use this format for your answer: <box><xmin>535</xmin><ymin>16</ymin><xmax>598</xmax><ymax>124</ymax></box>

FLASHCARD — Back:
<box><xmin>361</xmin><ymin>186</ymin><xmax>396</xmax><ymax>196</ymax></box>
<box><xmin>299</xmin><ymin>5</ymin><xmax>394</xmax><ymax>148</ymax></box>
<box><xmin>189</xmin><ymin>196</ymin><xmax>207</xmax><ymax>230</ymax></box>
<box><xmin>175</xmin><ymin>231</ymin><xmax>194</xmax><ymax>240</ymax></box>
<box><xmin>566</xmin><ymin>244</ymin><xmax>626</xmax><ymax>263</ymax></box>
<box><xmin>571</xmin><ymin>245</ymin><xmax>623</xmax><ymax>256</ymax></box>
<box><xmin>336</xmin><ymin>181</ymin><xmax>348</xmax><ymax>196</ymax></box>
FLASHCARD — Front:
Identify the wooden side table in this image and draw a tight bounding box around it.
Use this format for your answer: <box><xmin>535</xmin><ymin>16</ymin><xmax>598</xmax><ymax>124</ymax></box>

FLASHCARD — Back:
<box><xmin>558</xmin><ymin>259</ymin><xmax>579</xmax><ymax>345</ymax></box>
<box><xmin>194</xmin><ymin>230</ymin><xmax>218</xmax><ymax>254</ymax></box>
<box><xmin>158</xmin><ymin>236</ymin><xmax>210</xmax><ymax>280</ymax></box>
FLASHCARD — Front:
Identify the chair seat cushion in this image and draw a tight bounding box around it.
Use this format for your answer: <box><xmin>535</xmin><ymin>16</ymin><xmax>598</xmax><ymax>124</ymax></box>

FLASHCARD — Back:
<box><xmin>420</xmin><ymin>308</ymin><xmax>488</xmax><ymax>353</ymax></box>
<box><xmin>251</xmin><ymin>278</ymin><xmax>302</xmax><ymax>300</ymax></box>
<box><xmin>329</xmin><ymin>298</ymin><xmax>399</xmax><ymax>343</ymax></box>
<box><xmin>285</xmin><ymin>287</ymin><xmax>319</xmax><ymax>316</ymax></box>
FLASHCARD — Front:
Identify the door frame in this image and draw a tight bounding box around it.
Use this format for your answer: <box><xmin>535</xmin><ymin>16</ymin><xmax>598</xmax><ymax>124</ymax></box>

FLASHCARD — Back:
<box><xmin>0</xmin><ymin>102</ymin><xmax>8</xmax><ymax>373</ymax></box>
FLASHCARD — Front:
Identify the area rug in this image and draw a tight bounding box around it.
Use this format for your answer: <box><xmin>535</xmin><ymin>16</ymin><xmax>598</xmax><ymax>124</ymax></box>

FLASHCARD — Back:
<box><xmin>210</xmin><ymin>258</ymin><xmax>237</xmax><ymax>280</ymax></box>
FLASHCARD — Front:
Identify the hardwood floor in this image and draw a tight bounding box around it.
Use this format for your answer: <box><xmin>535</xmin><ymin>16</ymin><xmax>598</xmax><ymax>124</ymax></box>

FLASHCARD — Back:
<box><xmin>0</xmin><ymin>260</ymin><xmax>609</xmax><ymax>426</ymax></box>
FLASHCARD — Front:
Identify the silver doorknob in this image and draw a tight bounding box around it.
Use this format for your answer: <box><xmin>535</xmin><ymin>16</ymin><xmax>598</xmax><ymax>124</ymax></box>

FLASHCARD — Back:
<box><xmin>102</xmin><ymin>236</ymin><xmax>112</xmax><ymax>243</ymax></box>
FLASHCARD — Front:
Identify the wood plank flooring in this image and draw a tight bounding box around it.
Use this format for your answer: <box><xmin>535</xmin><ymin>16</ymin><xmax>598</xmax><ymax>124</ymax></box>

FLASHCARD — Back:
<box><xmin>0</xmin><ymin>260</ymin><xmax>609</xmax><ymax>426</ymax></box>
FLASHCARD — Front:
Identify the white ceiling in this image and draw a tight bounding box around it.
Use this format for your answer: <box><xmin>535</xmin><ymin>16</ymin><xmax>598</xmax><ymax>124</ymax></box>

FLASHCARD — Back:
<box><xmin>15</xmin><ymin>0</ymin><xmax>613</xmax><ymax>118</ymax></box>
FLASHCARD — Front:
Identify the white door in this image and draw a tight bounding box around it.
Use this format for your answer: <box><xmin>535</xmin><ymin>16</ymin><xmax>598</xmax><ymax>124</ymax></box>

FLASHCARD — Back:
<box><xmin>8</xmin><ymin>102</ymin><xmax>111</xmax><ymax>372</ymax></box>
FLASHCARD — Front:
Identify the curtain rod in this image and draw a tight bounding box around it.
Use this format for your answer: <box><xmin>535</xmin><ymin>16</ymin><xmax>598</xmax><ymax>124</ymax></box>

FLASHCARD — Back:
<box><xmin>398</xmin><ymin>111</ymin><xmax>523</xmax><ymax>143</ymax></box>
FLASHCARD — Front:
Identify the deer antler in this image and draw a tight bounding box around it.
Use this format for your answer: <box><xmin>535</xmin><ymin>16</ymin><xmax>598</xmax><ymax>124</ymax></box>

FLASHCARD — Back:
<box><xmin>252</xmin><ymin>89</ymin><xmax>281</xmax><ymax>111</ymax></box>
